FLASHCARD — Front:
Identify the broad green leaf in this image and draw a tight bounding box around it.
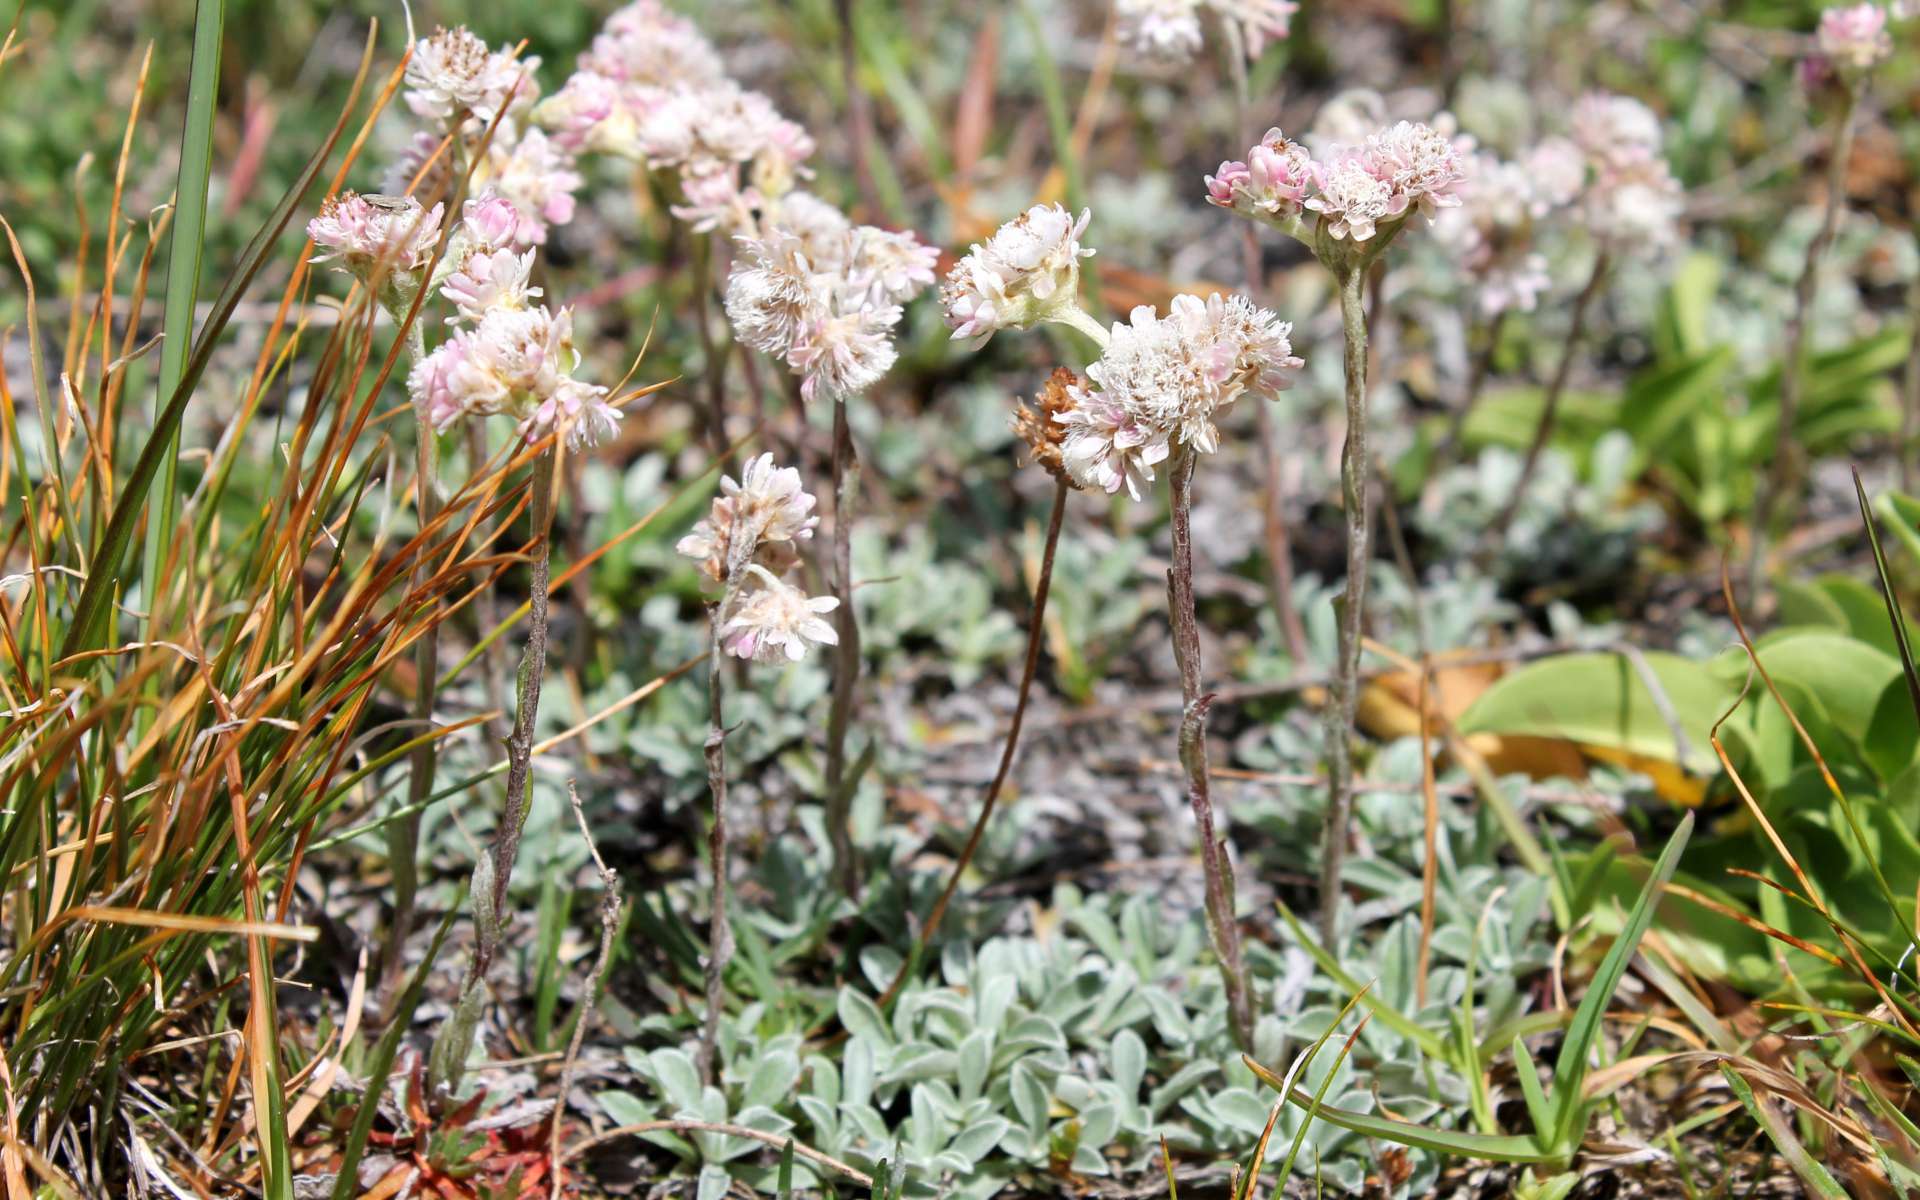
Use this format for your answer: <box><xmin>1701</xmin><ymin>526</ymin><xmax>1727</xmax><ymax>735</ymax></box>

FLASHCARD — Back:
<box><xmin>1457</xmin><ymin>652</ymin><xmax>1729</xmax><ymax>774</ymax></box>
<box><xmin>1742</xmin><ymin>630</ymin><xmax>1899</xmax><ymax>749</ymax></box>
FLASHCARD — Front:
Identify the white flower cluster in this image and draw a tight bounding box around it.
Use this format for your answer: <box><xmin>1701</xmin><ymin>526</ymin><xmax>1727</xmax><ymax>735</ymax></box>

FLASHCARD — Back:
<box><xmin>552</xmin><ymin>2</ymin><xmax>936</xmax><ymax>405</ymax></box>
<box><xmin>1115</xmin><ymin>0</ymin><xmax>1297</xmax><ymax>64</ymax></box>
<box><xmin>1814</xmin><ymin>4</ymin><xmax>1894</xmax><ymax>75</ymax></box>
<box><xmin>402</xmin><ymin>196</ymin><xmax>621</xmax><ymax>449</ymax></box>
<box><xmin>389</xmin><ymin>27</ymin><xmax>582</xmax><ymax>250</ymax></box>
<box><xmin>307</xmin><ymin>192</ymin><xmax>445</xmax><ymax>279</ymax></box>
<box><xmin>1058</xmin><ymin>294</ymin><xmax>1303</xmax><ymax>499</ymax></box>
<box><xmin>725</xmin><ymin>207</ymin><xmax>938</xmax><ymax>403</ymax></box>
<box><xmin>539</xmin><ymin>1</ymin><xmax>814</xmax><ymax>235</ymax></box>
<box><xmin>676</xmin><ymin>453</ymin><xmax>838</xmax><ymax>663</ymax></box>
<box><xmin>939</xmin><ymin>204</ymin><xmax>1096</xmax><ymax>347</ymax></box>
<box><xmin>1206</xmin><ymin>120</ymin><xmax>1467</xmax><ymax>251</ymax></box>
<box><xmin>1565</xmin><ymin>92</ymin><xmax>1684</xmax><ymax>252</ymax></box>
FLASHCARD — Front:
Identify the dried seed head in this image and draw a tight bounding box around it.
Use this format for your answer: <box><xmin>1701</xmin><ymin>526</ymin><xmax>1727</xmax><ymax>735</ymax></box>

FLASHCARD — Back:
<box><xmin>1011</xmin><ymin>368</ymin><xmax>1085</xmax><ymax>488</ymax></box>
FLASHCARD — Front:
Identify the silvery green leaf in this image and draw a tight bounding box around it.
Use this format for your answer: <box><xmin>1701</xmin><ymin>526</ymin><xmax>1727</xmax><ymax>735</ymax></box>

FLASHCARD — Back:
<box><xmin>1148</xmin><ymin>1061</ymin><xmax>1214</xmax><ymax>1117</ymax></box>
<box><xmin>1010</xmin><ymin>1060</ymin><xmax>1049</xmax><ymax>1133</ymax></box>
<box><xmin>797</xmin><ymin>1095</ymin><xmax>839</xmax><ymax>1145</ymax></box>
<box><xmin>697</xmin><ymin>1165</ymin><xmax>732</xmax><ymax>1200</ymax></box>
<box><xmin>909</xmin><ymin>1085</ymin><xmax>944</xmax><ymax>1158</ymax></box>
<box><xmin>847</xmin><ymin>1102</ymin><xmax>891</xmax><ymax>1149</ymax></box>
<box><xmin>1209</xmin><ymin>1088</ymin><xmax>1276</xmax><ymax>1135</ymax></box>
<box><xmin>996</xmin><ymin>1126</ymin><xmax>1036</xmax><ymax>1160</ymax></box>
<box><xmin>1109</xmin><ymin>1029</ymin><xmax>1145</xmax><ymax>1096</ymax></box>
<box><xmin>860</xmin><ymin>945</ymin><xmax>903</xmax><ymax>994</ymax></box>
<box><xmin>595</xmin><ymin>1089</ymin><xmax>654</xmax><ymax>1127</ymax></box>
<box><xmin>932</xmin><ymin>1150</ymin><xmax>973</xmax><ymax>1175</ymax></box>
<box><xmin>1054</xmin><ymin>1074</ymin><xmax>1095</xmax><ymax>1109</ymax></box>
<box><xmin>805</xmin><ymin>1054</ymin><xmax>840</xmax><ymax>1105</ymax></box>
<box><xmin>1070</xmin><ymin>1143</ymin><xmax>1110</xmax><ymax>1175</ymax></box>
<box><xmin>837</xmin><ymin>989</ymin><xmax>892</xmax><ymax>1050</ymax></box>
<box><xmin>975</xmin><ymin>974</ymin><xmax>1017</xmax><ymax>1034</ymax></box>
<box><xmin>1142</xmin><ymin>988</ymin><xmax>1191</xmax><ymax>1045</ymax></box>
<box><xmin>1077</xmin><ymin>1102</ymin><xmax>1119</xmax><ymax>1149</ymax></box>
<box><xmin>1001</xmin><ymin>1014</ymin><xmax>1065</xmax><ymax>1055</ymax></box>
<box><xmin>743</xmin><ymin>1050</ymin><xmax>800</xmax><ymax>1111</ymax></box>
<box><xmin>956</xmin><ymin>1029</ymin><xmax>992</xmax><ymax>1104</ymax></box>
<box><xmin>882</xmin><ymin>1044</ymin><xmax>957</xmax><ymax>1086</ymax></box>
<box><xmin>647</xmin><ymin>1049</ymin><xmax>703</xmax><ymax>1112</ymax></box>
<box><xmin>844</xmin><ymin>1037</ymin><xmax>876</xmax><ymax>1109</ymax></box>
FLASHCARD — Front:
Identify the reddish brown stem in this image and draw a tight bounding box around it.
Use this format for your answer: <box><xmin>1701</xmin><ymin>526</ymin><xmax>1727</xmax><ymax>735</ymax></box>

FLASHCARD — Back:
<box><xmin>1167</xmin><ymin>447</ymin><xmax>1253</xmax><ymax>1052</ymax></box>
<box><xmin>878</xmin><ymin>478</ymin><xmax>1069</xmax><ymax>1009</ymax></box>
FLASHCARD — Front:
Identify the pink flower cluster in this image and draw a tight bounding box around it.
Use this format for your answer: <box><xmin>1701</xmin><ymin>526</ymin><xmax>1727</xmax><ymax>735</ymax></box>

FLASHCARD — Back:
<box><xmin>307</xmin><ymin>192</ymin><xmax>445</xmax><ymax>279</ymax></box>
<box><xmin>1814</xmin><ymin>3</ymin><xmax>1894</xmax><ymax>74</ymax></box>
<box><xmin>676</xmin><ymin>453</ymin><xmax>838</xmax><ymax>664</ymax></box>
<box><xmin>387</xmin><ymin>27</ymin><xmax>583</xmax><ymax>250</ymax></box>
<box><xmin>1058</xmin><ymin>293</ymin><xmax>1304</xmax><ymax>500</ymax></box>
<box><xmin>403</xmin><ymin>196</ymin><xmax>621</xmax><ymax>449</ymax></box>
<box><xmin>1206</xmin><ymin>121</ymin><xmax>1466</xmax><ymax>244</ymax></box>
<box><xmin>725</xmin><ymin>212</ymin><xmax>936</xmax><ymax>403</ymax></box>
<box><xmin>539</xmin><ymin>1</ymin><xmax>814</xmax><ymax>235</ymax></box>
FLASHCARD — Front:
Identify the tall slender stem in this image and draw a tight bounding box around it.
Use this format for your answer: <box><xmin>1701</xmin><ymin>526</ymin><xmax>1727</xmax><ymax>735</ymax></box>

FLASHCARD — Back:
<box><xmin>693</xmin><ymin>236</ymin><xmax>732</xmax><ymax>463</ymax></box>
<box><xmin>486</xmin><ymin>448</ymin><xmax>557</xmax><ymax>943</ymax></box>
<box><xmin>433</xmin><ymin>447</ymin><xmax>558</xmax><ymax>1098</ymax></box>
<box><xmin>388</xmin><ymin>426</ymin><xmax>439</xmax><ymax>987</ymax></box>
<box><xmin>824</xmin><ymin>395</ymin><xmax>862</xmax><ymax>898</ymax></box>
<box><xmin>1751</xmin><ymin>87</ymin><xmax>1860</xmax><ymax>597</ymax></box>
<box><xmin>879</xmin><ymin>479</ymin><xmax>1069</xmax><ymax>1010</ymax></box>
<box><xmin>1486</xmin><ymin>247</ymin><xmax>1610</xmax><ymax>551</ymax></box>
<box><xmin>1319</xmin><ymin>265</ymin><xmax>1372</xmax><ymax>948</ymax></box>
<box><xmin>698</xmin><ymin>594</ymin><xmax>734</xmax><ymax>1085</ymax></box>
<box><xmin>1167</xmin><ymin>447</ymin><xmax>1253</xmax><ymax>1052</ymax></box>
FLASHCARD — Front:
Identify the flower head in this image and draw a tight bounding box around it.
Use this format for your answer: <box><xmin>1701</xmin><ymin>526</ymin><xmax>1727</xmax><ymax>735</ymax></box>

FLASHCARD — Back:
<box><xmin>845</xmin><ymin>226</ymin><xmax>940</xmax><ymax>306</ymax></box>
<box><xmin>1207</xmin><ymin>128</ymin><xmax>1314</xmax><ymax>223</ymax></box>
<box><xmin>718</xmin><ymin>573</ymin><xmax>839</xmax><ymax>663</ymax></box>
<box><xmin>789</xmin><ymin>304</ymin><xmax>902</xmax><ymax>403</ymax></box>
<box><xmin>522</xmin><ymin>377</ymin><xmax>623</xmax><ymax>449</ymax></box>
<box><xmin>1304</xmin><ymin>153</ymin><xmax>1395</xmax><ymax>242</ymax></box>
<box><xmin>676</xmin><ymin>452</ymin><xmax>821</xmax><ymax>583</ymax></box>
<box><xmin>724</xmin><ymin>230</ymin><xmax>829</xmax><ymax>357</ymax></box>
<box><xmin>308</xmin><ymin>192</ymin><xmax>445</xmax><ymax>274</ymax></box>
<box><xmin>1584</xmin><ymin>154</ymin><xmax>1683</xmax><ymax>251</ymax></box>
<box><xmin>440</xmin><ymin>244</ymin><xmax>541</xmax><ymax>324</ymax></box>
<box><xmin>404</xmin><ymin>27</ymin><xmax>538</xmax><ymax>127</ymax></box>
<box><xmin>474</xmin><ymin>127</ymin><xmax>582</xmax><ymax>248</ymax></box>
<box><xmin>1816</xmin><ymin>3</ymin><xmax>1893</xmax><ymax>72</ymax></box>
<box><xmin>405</xmin><ymin>305</ymin><xmax>579</xmax><ymax>431</ymax></box>
<box><xmin>940</xmin><ymin>204</ymin><xmax>1095</xmax><ymax>346</ymax></box>
<box><xmin>1569</xmin><ymin>93</ymin><xmax>1664</xmax><ymax>167</ymax></box>
<box><xmin>1057</xmin><ymin>386</ymin><xmax>1171</xmax><ymax>500</ymax></box>
<box><xmin>1117</xmin><ymin>0</ymin><xmax>1205</xmax><ymax>60</ymax></box>
<box><xmin>1060</xmin><ymin>293</ymin><xmax>1302</xmax><ymax>496</ymax></box>
<box><xmin>579</xmin><ymin>0</ymin><xmax>727</xmax><ymax>88</ymax></box>
<box><xmin>1364</xmin><ymin>120</ymin><xmax>1468</xmax><ymax>221</ymax></box>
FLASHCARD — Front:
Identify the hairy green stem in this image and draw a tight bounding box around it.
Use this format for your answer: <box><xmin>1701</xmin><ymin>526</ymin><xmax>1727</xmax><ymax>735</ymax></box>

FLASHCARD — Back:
<box><xmin>387</xmin><ymin>424</ymin><xmax>439</xmax><ymax>989</ymax></box>
<box><xmin>698</xmin><ymin>590</ymin><xmax>735</xmax><ymax>1084</ymax></box>
<box><xmin>1319</xmin><ymin>265</ymin><xmax>1371</xmax><ymax>949</ymax></box>
<box><xmin>824</xmin><ymin>395</ymin><xmax>862</xmax><ymax>898</ymax></box>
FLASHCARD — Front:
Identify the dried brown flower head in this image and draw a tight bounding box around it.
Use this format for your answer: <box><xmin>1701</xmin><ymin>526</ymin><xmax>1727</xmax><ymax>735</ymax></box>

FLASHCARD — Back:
<box><xmin>1012</xmin><ymin>367</ymin><xmax>1084</xmax><ymax>487</ymax></box>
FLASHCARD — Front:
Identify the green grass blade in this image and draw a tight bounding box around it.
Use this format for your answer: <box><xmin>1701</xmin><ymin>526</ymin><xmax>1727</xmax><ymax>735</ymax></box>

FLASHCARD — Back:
<box><xmin>1546</xmin><ymin>812</ymin><xmax>1692</xmax><ymax>1143</ymax></box>
<box><xmin>141</xmin><ymin>0</ymin><xmax>226</xmax><ymax>638</ymax></box>
<box><xmin>1274</xmin><ymin>900</ymin><xmax>1450</xmax><ymax>1059</ymax></box>
<box><xmin>63</xmin><ymin>24</ymin><xmax>373</xmax><ymax>659</ymax></box>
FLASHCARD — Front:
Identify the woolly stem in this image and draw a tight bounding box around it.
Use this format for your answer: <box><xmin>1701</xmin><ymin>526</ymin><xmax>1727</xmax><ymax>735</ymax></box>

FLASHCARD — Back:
<box><xmin>485</xmin><ymin>447</ymin><xmax>557</xmax><ymax>942</ymax></box>
<box><xmin>1751</xmin><ymin>85</ymin><xmax>1859</xmax><ymax>598</ymax></box>
<box><xmin>1487</xmin><ymin>246</ymin><xmax>1610</xmax><ymax>550</ymax></box>
<box><xmin>1167</xmin><ymin>445</ymin><xmax>1253</xmax><ymax>1052</ymax></box>
<box><xmin>1319</xmin><ymin>264</ymin><xmax>1372</xmax><ymax>949</ymax></box>
<box><xmin>878</xmin><ymin>478</ymin><xmax>1069</xmax><ymax>1010</ymax></box>
<box><xmin>824</xmin><ymin>394</ymin><xmax>862</xmax><ymax>898</ymax></box>
<box><xmin>698</xmin><ymin>587</ymin><xmax>734</xmax><ymax>1084</ymax></box>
